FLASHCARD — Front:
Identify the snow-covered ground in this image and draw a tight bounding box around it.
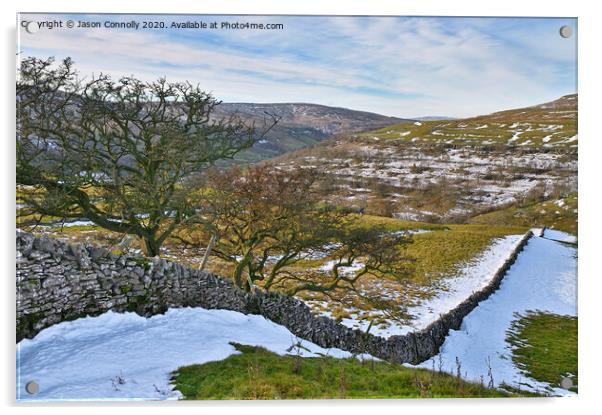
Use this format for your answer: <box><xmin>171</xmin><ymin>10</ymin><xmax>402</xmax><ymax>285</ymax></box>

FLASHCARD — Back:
<box><xmin>544</xmin><ymin>228</ymin><xmax>577</xmax><ymax>244</ymax></box>
<box><xmin>282</xmin><ymin>144</ymin><xmax>577</xmax><ymax>221</ymax></box>
<box><xmin>38</xmin><ymin>220</ymin><xmax>96</xmax><ymax>228</ymax></box>
<box><xmin>411</xmin><ymin>231</ymin><xmax>577</xmax><ymax>396</ymax></box>
<box><xmin>324</xmin><ymin>234</ymin><xmax>525</xmax><ymax>338</ymax></box>
<box><xmin>16</xmin><ymin>308</ymin><xmax>361</xmax><ymax>402</ymax></box>
<box><xmin>394</xmin><ymin>234</ymin><xmax>525</xmax><ymax>335</ymax></box>
<box><xmin>319</xmin><ymin>259</ymin><xmax>364</xmax><ymax>275</ymax></box>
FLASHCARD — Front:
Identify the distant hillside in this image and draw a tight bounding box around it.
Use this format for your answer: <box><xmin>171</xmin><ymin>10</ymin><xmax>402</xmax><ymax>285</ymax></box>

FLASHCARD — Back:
<box><xmin>414</xmin><ymin>116</ymin><xmax>457</xmax><ymax>121</ymax></box>
<box><xmin>357</xmin><ymin>94</ymin><xmax>577</xmax><ymax>148</ymax></box>
<box><xmin>272</xmin><ymin>94</ymin><xmax>577</xmax><ymax>224</ymax></box>
<box><xmin>212</xmin><ymin>103</ymin><xmax>410</xmax><ymax>162</ymax></box>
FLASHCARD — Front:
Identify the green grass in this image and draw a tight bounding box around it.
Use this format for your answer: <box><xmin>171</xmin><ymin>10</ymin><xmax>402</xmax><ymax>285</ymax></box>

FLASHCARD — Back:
<box><xmin>406</xmin><ymin>223</ymin><xmax>528</xmax><ymax>283</ymax></box>
<box><xmin>353</xmin><ymin>214</ymin><xmax>448</xmax><ymax>232</ymax></box>
<box><xmin>356</xmin><ymin>95</ymin><xmax>577</xmax><ymax>149</ymax></box>
<box><xmin>507</xmin><ymin>312</ymin><xmax>578</xmax><ymax>393</ymax></box>
<box><xmin>172</xmin><ymin>343</ymin><xmax>535</xmax><ymax>399</ymax></box>
<box><xmin>469</xmin><ymin>194</ymin><xmax>577</xmax><ymax>235</ymax></box>
<box><xmin>355</xmin><ymin>215</ymin><xmax>528</xmax><ymax>284</ymax></box>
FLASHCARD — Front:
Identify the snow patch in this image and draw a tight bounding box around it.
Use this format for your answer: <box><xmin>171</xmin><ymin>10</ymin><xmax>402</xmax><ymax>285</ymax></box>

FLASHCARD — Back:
<box><xmin>544</xmin><ymin>228</ymin><xmax>577</xmax><ymax>243</ymax></box>
<box><xmin>17</xmin><ymin>308</ymin><xmax>361</xmax><ymax>401</ymax></box>
<box><xmin>319</xmin><ymin>260</ymin><xmax>364</xmax><ymax>275</ymax></box>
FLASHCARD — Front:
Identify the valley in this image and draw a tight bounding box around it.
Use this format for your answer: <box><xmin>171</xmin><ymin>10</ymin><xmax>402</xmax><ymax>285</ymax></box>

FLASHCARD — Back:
<box><xmin>211</xmin><ymin>102</ymin><xmax>410</xmax><ymax>163</ymax></box>
<box><xmin>17</xmin><ymin>92</ymin><xmax>578</xmax><ymax>399</ymax></box>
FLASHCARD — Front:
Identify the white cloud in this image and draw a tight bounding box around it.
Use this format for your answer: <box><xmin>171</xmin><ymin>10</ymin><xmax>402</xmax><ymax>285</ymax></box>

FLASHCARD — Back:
<box><xmin>18</xmin><ymin>14</ymin><xmax>576</xmax><ymax>118</ymax></box>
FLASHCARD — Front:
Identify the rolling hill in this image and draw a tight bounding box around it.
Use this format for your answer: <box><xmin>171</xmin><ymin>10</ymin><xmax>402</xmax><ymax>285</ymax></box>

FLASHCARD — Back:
<box><xmin>211</xmin><ymin>102</ymin><xmax>410</xmax><ymax>162</ymax></box>
<box><xmin>272</xmin><ymin>94</ymin><xmax>578</xmax><ymax>225</ymax></box>
<box><xmin>357</xmin><ymin>94</ymin><xmax>577</xmax><ymax>148</ymax></box>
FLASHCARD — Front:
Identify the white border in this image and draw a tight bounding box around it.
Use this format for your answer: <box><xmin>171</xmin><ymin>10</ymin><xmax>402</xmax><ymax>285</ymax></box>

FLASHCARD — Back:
<box><xmin>2</xmin><ymin>1</ymin><xmax>601</xmax><ymax>414</ymax></box>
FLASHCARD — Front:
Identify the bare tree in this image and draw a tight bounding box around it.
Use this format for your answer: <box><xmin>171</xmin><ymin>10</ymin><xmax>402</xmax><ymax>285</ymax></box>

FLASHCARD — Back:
<box><xmin>17</xmin><ymin>57</ymin><xmax>275</xmax><ymax>256</ymax></box>
<box><xmin>282</xmin><ymin>226</ymin><xmax>414</xmax><ymax>297</ymax></box>
<box><xmin>177</xmin><ymin>165</ymin><xmax>414</xmax><ymax>294</ymax></box>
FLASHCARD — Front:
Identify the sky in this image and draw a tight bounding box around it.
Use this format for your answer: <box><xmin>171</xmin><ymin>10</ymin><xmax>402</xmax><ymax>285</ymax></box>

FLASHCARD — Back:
<box><xmin>18</xmin><ymin>14</ymin><xmax>577</xmax><ymax>118</ymax></box>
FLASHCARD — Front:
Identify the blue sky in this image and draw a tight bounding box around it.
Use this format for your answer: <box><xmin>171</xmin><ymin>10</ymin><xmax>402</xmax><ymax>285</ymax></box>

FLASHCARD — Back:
<box><xmin>18</xmin><ymin>14</ymin><xmax>577</xmax><ymax>118</ymax></box>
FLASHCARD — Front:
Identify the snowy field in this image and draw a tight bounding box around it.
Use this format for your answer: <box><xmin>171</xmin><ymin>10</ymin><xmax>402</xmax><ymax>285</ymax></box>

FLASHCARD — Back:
<box><xmin>16</xmin><ymin>308</ymin><xmax>360</xmax><ymax>401</ymax></box>
<box><xmin>278</xmin><ymin>143</ymin><xmax>577</xmax><ymax>221</ymax></box>
<box><xmin>323</xmin><ymin>234</ymin><xmax>525</xmax><ymax>338</ymax></box>
<box><xmin>412</xmin><ymin>231</ymin><xmax>577</xmax><ymax>396</ymax></box>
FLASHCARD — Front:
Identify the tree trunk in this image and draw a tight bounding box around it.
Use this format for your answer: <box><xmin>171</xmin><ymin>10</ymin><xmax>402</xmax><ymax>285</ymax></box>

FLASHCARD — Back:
<box><xmin>233</xmin><ymin>262</ymin><xmax>245</xmax><ymax>290</ymax></box>
<box><xmin>141</xmin><ymin>236</ymin><xmax>161</xmax><ymax>257</ymax></box>
<box><xmin>232</xmin><ymin>255</ymin><xmax>251</xmax><ymax>291</ymax></box>
<box><xmin>199</xmin><ymin>234</ymin><xmax>217</xmax><ymax>271</ymax></box>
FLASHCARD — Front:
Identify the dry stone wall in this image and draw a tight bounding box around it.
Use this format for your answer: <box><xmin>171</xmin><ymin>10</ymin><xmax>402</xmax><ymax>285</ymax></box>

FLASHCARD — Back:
<box><xmin>16</xmin><ymin>230</ymin><xmax>533</xmax><ymax>364</ymax></box>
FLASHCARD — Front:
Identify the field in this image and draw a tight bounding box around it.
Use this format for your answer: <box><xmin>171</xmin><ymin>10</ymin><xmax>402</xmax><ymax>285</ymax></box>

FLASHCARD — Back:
<box><xmin>469</xmin><ymin>193</ymin><xmax>578</xmax><ymax>235</ymax></box>
<box><xmin>172</xmin><ymin>343</ymin><xmax>535</xmax><ymax>399</ymax></box>
<box><xmin>507</xmin><ymin>312</ymin><xmax>578</xmax><ymax>393</ymax></box>
<box><xmin>358</xmin><ymin>94</ymin><xmax>577</xmax><ymax>148</ymax></box>
<box><xmin>296</xmin><ymin>220</ymin><xmax>528</xmax><ymax>329</ymax></box>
